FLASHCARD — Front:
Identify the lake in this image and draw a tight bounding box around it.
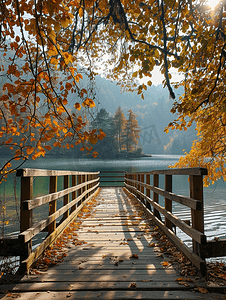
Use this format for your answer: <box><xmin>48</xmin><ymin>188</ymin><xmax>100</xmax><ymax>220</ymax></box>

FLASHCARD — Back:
<box><xmin>1</xmin><ymin>154</ymin><xmax>226</xmax><ymax>262</ymax></box>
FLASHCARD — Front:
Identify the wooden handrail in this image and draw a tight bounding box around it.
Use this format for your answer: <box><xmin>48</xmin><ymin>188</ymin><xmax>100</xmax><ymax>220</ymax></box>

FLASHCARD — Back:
<box><xmin>128</xmin><ymin>168</ymin><xmax>208</xmax><ymax>176</ymax></box>
<box><xmin>13</xmin><ymin>168</ymin><xmax>100</xmax><ymax>272</ymax></box>
<box><xmin>124</xmin><ymin>168</ymin><xmax>208</xmax><ymax>276</ymax></box>
<box><xmin>16</xmin><ymin>168</ymin><xmax>99</xmax><ymax>177</ymax></box>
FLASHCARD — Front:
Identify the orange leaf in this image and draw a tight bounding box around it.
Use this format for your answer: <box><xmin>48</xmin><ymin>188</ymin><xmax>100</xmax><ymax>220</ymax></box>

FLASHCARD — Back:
<box><xmin>44</xmin><ymin>145</ymin><xmax>52</xmax><ymax>151</ymax></box>
<box><xmin>65</xmin><ymin>82</ymin><xmax>72</xmax><ymax>90</ymax></box>
<box><xmin>26</xmin><ymin>147</ymin><xmax>35</xmax><ymax>155</ymax></box>
<box><xmin>130</xmin><ymin>254</ymin><xmax>138</xmax><ymax>259</ymax></box>
<box><xmin>62</xmin><ymin>98</ymin><xmax>68</xmax><ymax>105</ymax></box>
<box><xmin>196</xmin><ymin>286</ymin><xmax>208</xmax><ymax>294</ymax></box>
<box><xmin>74</xmin><ymin>102</ymin><xmax>81</xmax><ymax>110</ymax></box>
<box><xmin>175</xmin><ymin>278</ymin><xmax>184</xmax><ymax>281</ymax></box>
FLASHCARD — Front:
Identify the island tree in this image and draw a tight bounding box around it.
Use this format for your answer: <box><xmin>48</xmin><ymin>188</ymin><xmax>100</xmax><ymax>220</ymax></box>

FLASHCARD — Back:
<box><xmin>113</xmin><ymin>106</ymin><xmax>126</xmax><ymax>152</ymax></box>
<box><xmin>124</xmin><ymin>110</ymin><xmax>141</xmax><ymax>153</ymax></box>
<box><xmin>0</xmin><ymin>0</ymin><xmax>225</xmax><ymax>184</ymax></box>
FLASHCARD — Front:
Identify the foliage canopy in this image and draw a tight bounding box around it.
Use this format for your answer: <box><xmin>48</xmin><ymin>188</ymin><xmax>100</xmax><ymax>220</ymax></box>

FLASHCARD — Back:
<box><xmin>0</xmin><ymin>0</ymin><xmax>225</xmax><ymax>184</ymax></box>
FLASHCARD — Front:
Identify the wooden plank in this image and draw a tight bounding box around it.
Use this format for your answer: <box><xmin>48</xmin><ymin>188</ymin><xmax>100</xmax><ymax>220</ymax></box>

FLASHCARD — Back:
<box><xmin>0</xmin><ymin>290</ymin><xmax>212</xmax><ymax>300</ymax></box>
<box><xmin>21</xmin><ymin>270</ymin><xmax>179</xmax><ymax>281</ymax></box>
<box><xmin>23</xmin><ymin>178</ymin><xmax>99</xmax><ymax>210</ymax></box>
<box><xmin>16</xmin><ymin>168</ymin><xmax>100</xmax><ymax>177</ymax></box>
<box><xmin>126</xmin><ymin>168</ymin><xmax>208</xmax><ymax>176</ymax></box>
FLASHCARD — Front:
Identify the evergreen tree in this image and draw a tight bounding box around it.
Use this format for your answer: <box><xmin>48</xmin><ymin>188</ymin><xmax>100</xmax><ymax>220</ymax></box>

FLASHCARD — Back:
<box><xmin>90</xmin><ymin>109</ymin><xmax>116</xmax><ymax>158</ymax></box>
<box><xmin>113</xmin><ymin>106</ymin><xmax>126</xmax><ymax>152</ymax></box>
<box><xmin>124</xmin><ymin>110</ymin><xmax>141</xmax><ymax>153</ymax></box>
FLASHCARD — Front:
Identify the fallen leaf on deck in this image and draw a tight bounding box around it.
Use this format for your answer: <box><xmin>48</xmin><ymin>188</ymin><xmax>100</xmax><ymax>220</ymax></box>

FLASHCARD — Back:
<box><xmin>156</xmin><ymin>253</ymin><xmax>164</xmax><ymax>258</ymax></box>
<box><xmin>147</xmin><ymin>242</ymin><xmax>155</xmax><ymax>247</ymax></box>
<box><xmin>196</xmin><ymin>286</ymin><xmax>208</xmax><ymax>294</ymax></box>
<box><xmin>178</xmin><ymin>281</ymin><xmax>190</xmax><ymax>287</ymax></box>
<box><xmin>175</xmin><ymin>277</ymin><xmax>184</xmax><ymax>281</ymax></box>
<box><xmin>129</xmin><ymin>282</ymin><xmax>137</xmax><ymax>288</ymax></box>
<box><xmin>130</xmin><ymin>254</ymin><xmax>139</xmax><ymax>259</ymax></box>
<box><xmin>162</xmin><ymin>261</ymin><xmax>169</xmax><ymax>267</ymax></box>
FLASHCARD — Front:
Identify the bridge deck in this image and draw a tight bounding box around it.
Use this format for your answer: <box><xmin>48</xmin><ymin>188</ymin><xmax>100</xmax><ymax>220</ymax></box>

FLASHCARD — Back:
<box><xmin>1</xmin><ymin>188</ymin><xmax>224</xmax><ymax>299</ymax></box>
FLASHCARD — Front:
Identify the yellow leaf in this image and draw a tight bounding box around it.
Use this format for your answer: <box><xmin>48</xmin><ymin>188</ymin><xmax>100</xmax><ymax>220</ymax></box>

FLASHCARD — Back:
<box><xmin>78</xmin><ymin>7</ymin><xmax>83</xmax><ymax>18</ymax></box>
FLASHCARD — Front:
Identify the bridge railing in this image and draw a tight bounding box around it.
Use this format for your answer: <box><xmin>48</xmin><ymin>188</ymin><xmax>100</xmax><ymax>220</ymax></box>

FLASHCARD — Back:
<box><xmin>1</xmin><ymin>168</ymin><xmax>100</xmax><ymax>273</ymax></box>
<box><xmin>124</xmin><ymin>167</ymin><xmax>226</xmax><ymax>276</ymax></box>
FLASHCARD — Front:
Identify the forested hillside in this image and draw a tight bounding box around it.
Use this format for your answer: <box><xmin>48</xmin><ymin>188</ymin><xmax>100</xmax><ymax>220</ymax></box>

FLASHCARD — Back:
<box><xmin>94</xmin><ymin>76</ymin><xmax>196</xmax><ymax>155</ymax></box>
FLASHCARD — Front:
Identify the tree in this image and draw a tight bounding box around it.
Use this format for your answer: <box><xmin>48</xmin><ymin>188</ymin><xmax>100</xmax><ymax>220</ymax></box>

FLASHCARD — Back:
<box><xmin>113</xmin><ymin>106</ymin><xmax>126</xmax><ymax>152</ymax></box>
<box><xmin>0</xmin><ymin>0</ymin><xmax>225</xmax><ymax>183</ymax></box>
<box><xmin>124</xmin><ymin>110</ymin><xmax>141</xmax><ymax>153</ymax></box>
<box><xmin>90</xmin><ymin>108</ymin><xmax>117</xmax><ymax>158</ymax></box>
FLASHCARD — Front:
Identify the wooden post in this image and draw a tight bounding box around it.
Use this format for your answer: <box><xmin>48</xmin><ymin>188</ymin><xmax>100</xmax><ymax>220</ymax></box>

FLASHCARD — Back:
<box><xmin>63</xmin><ymin>175</ymin><xmax>69</xmax><ymax>220</ymax></box>
<box><xmin>133</xmin><ymin>173</ymin><xmax>137</xmax><ymax>196</ymax></box>
<box><xmin>48</xmin><ymin>176</ymin><xmax>57</xmax><ymax>234</ymax></box>
<box><xmin>129</xmin><ymin>174</ymin><xmax>133</xmax><ymax>193</ymax></box>
<box><xmin>190</xmin><ymin>175</ymin><xmax>204</xmax><ymax>256</ymax></box>
<box><xmin>140</xmin><ymin>174</ymin><xmax>145</xmax><ymax>204</ymax></box>
<box><xmin>165</xmin><ymin>175</ymin><xmax>172</xmax><ymax>230</ymax></box>
<box><xmin>146</xmin><ymin>174</ymin><xmax>151</xmax><ymax>211</ymax></box>
<box><xmin>71</xmin><ymin>175</ymin><xmax>77</xmax><ymax>213</ymax></box>
<box><xmin>77</xmin><ymin>175</ymin><xmax>82</xmax><ymax>207</ymax></box>
<box><xmin>137</xmin><ymin>174</ymin><xmax>141</xmax><ymax>200</ymax></box>
<box><xmin>153</xmin><ymin>174</ymin><xmax>161</xmax><ymax>220</ymax></box>
<box><xmin>87</xmin><ymin>174</ymin><xmax>90</xmax><ymax>198</ymax></box>
<box><xmin>20</xmin><ymin>176</ymin><xmax>33</xmax><ymax>261</ymax></box>
<box><xmin>82</xmin><ymin>174</ymin><xmax>86</xmax><ymax>202</ymax></box>
<box><xmin>124</xmin><ymin>173</ymin><xmax>127</xmax><ymax>186</ymax></box>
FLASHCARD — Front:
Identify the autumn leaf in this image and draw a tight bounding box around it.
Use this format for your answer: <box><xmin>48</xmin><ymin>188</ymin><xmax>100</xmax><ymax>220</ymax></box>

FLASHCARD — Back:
<box><xmin>130</xmin><ymin>254</ymin><xmax>138</xmax><ymax>259</ymax></box>
<box><xmin>162</xmin><ymin>261</ymin><xmax>169</xmax><ymax>267</ymax></box>
<box><xmin>74</xmin><ymin>103</ymin><xmax>81</xmax><ymax>110</ymax></box>
<box><xmin>196</xmin><ymin>286</ymin><xmax>208</xmax><ymax>294</ymax></box>
<box><xmin>26</xmin><ymin>147</ymin><xmax>35</xmax><ymax>155</ymax></box>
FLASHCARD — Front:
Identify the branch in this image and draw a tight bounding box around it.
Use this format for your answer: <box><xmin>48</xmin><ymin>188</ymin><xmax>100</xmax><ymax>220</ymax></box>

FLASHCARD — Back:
<box><xmin>160</xmin><ymin>0</ymin><xmax>175</xmax><ymax>99</ymax></box>
<box><xmin>195</xmin><ymin>42</ymin><xmax>226</xmax><ymax>111</ymax></box>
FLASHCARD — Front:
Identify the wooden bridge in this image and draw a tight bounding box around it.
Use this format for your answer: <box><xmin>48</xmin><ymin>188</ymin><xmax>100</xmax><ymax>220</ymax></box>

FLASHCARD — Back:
<box><xmin>1</xmin><ymin>167</ymin><xmax>226</xmax><ymax>299</ymax></box>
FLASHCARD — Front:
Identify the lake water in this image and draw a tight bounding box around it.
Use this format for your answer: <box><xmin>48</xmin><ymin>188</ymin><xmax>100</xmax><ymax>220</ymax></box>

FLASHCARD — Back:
<box><xmin>1</xmin><ymin>154</ymin><xmax>226</xmax><ymax>262</ymax></box>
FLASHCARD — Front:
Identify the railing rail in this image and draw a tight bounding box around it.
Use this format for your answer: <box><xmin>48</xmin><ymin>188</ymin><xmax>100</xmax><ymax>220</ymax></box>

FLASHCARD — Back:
<box><xmin>0</xmin><ymin>168</ymin><xmax>100</xmax><ymax>273</ymax></box>
<box><xmin>124</xmin><ymin>168</ymin><xmax>213</xmax><ymax>276</ymax></box>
